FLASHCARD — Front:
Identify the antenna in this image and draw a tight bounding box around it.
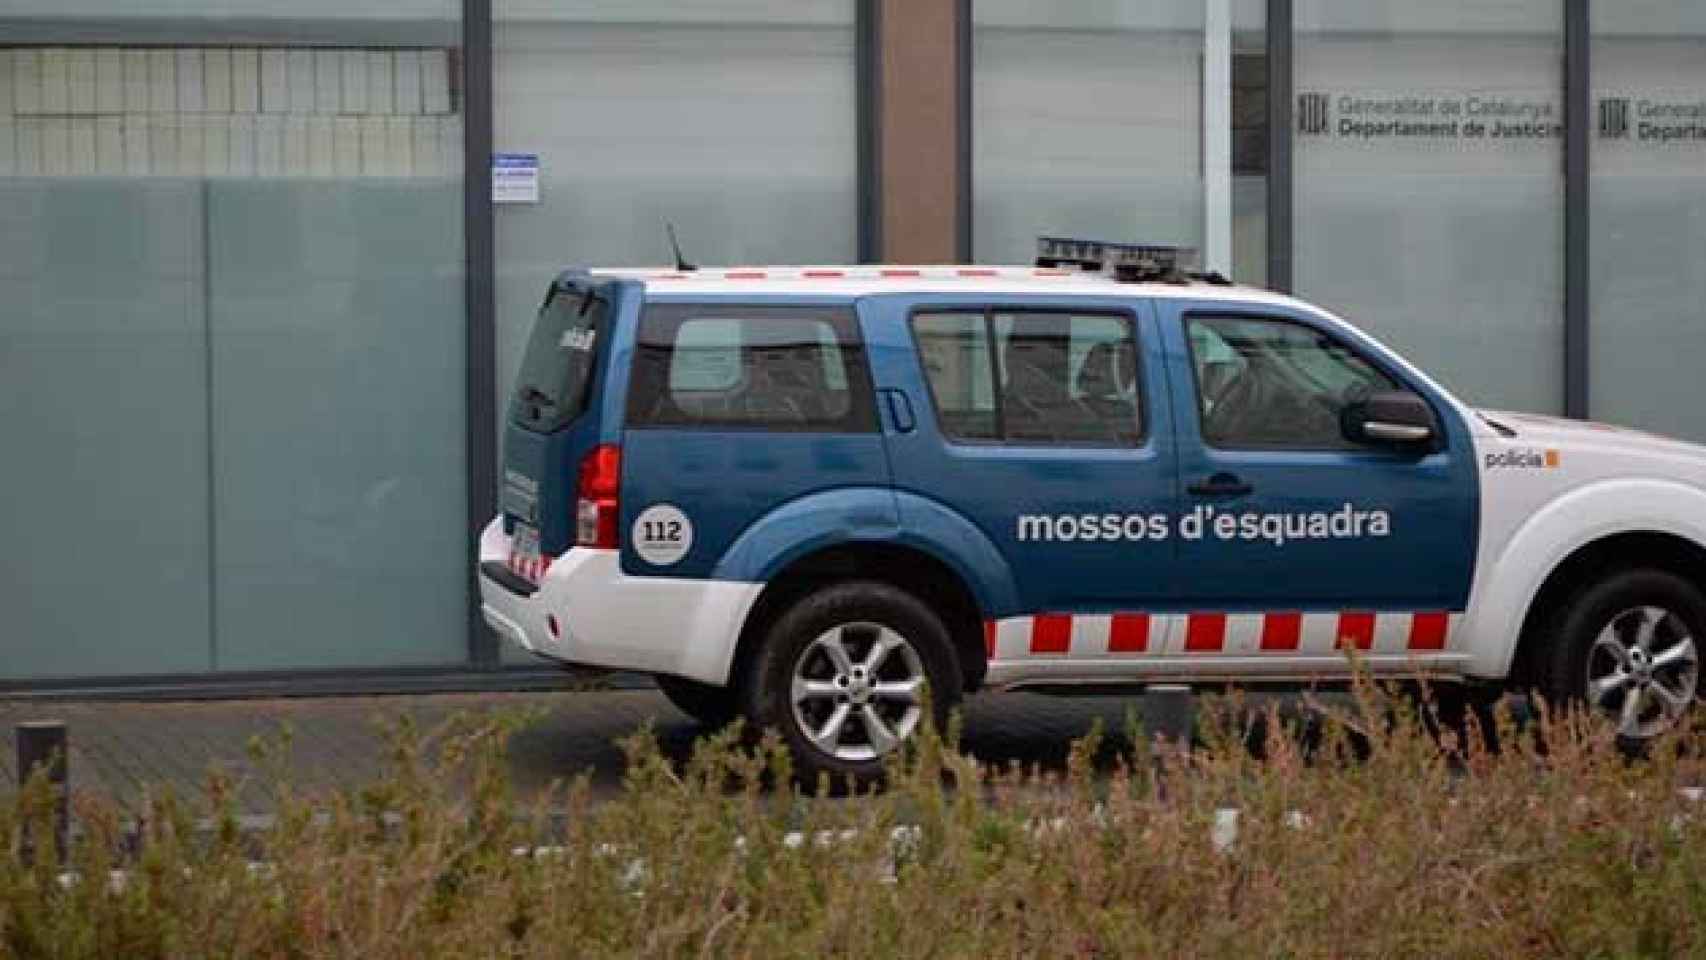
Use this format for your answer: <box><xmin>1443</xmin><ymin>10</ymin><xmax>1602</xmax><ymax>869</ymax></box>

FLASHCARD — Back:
<box><xmin>665</xmin><ymin>222</ymin><xmax>697</xmax><ymax>272</ymax></box>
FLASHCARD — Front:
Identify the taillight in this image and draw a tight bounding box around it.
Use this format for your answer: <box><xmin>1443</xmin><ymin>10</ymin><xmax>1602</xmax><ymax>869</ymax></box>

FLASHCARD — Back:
<box><xmin>575</xmin><ymin>444</ymin><xmax>621</xmax><ymax>548</ymax></box>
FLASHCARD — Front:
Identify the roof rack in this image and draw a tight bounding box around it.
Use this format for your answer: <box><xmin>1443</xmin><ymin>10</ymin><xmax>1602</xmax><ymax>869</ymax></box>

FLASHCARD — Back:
<box><xmin>1034</xmin><ymin>236</ymin><xmax>1230</xmax><ymax>286</ymax></box>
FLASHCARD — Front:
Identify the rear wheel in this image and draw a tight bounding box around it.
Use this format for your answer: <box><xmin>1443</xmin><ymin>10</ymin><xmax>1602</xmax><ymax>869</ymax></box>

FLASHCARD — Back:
<box><xmin>1536</xmin><ymin>568</ymin><xmax>1704</xmax><ymax>744</ymax></box>
<box><xmin>745</xmin><ymin>581</ymin><xmax>961</xmax><ymax>788</ymax></box>
<box><xmin>654</xmin><ymin>674</ymin><xmax>740</xmax><ymax>729</ymax></box>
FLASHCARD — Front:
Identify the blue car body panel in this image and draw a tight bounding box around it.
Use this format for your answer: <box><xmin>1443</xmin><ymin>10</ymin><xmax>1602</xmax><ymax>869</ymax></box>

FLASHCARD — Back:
<box><xmin>1155</xmin><ymin>297</ymin><xmax>1479</xmax><ymax>612</ymax></box>
<box><xmin>501</xmin><ymin>281</ymin><xmax>1480</xmax><ymax>626</ymax></box>
<box><xmin>619</xmin><ymin>432</ymin><xmax>894</xmax><ymax>579</ymax></box>
<box><xmin>859</xmin><ymin>293</ymin><xmax>1183</xmax><ymax>619</ymax></box>
<box><xmin>501</xmin><ymin>275</ymin><xmax>643</xmax><ymax>555</ymax></box>
<box><xmin>616</xmin><ymin>293</ymin><xmax>892</xmax><ymax>579</ymax></box>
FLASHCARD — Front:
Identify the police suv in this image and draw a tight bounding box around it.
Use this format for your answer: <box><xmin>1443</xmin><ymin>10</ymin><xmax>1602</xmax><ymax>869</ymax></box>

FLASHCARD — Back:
<box><xmin>480</xmin><ymin>239</ymin><xmax>1706</xmax><ymax>783</ymax></box>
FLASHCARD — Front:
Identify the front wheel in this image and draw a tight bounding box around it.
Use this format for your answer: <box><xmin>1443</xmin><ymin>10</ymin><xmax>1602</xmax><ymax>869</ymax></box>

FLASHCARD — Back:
<box><xmin>744</xmin><ymin>581</ymin><xmax>962</xmax><ymax>788</ymax></box>
<box><xmin>1537</xmin><ymin>568</ymin><xmax>1704</xmax><ymax>744</ymax></box>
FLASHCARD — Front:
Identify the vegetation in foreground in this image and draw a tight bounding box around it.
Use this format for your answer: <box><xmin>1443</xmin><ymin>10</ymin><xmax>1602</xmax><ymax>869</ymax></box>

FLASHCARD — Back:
<box><xmin>5</xmin><ymin>681</ymin><xmax>1706</xmax><ymax>959</ymax></box>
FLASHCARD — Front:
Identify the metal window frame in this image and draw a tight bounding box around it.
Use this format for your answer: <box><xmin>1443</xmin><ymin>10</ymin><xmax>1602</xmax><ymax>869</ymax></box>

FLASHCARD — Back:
<box><xmin>1565</xmin><ymin>0</ymin><xmax>1590</xmax><ymax>418</ymax></box>
<box><xmin>859</xmin><ymin>0</ymin><xmax>882</xmax><ymax>263</ymax></box>
<box><xmin>956</xmin><ymin>0</ymin><xmax>973</xmax><ymax>262</ymax></box>
<box><xmin>1266</xmin><ymin>0</ymin><xmax>1293</xmax><ymax>294</ymax></box>
<box><xmin>463</xmin><ymin>0</ymin><xmax>498</xmax><ymax>667</ymax></box>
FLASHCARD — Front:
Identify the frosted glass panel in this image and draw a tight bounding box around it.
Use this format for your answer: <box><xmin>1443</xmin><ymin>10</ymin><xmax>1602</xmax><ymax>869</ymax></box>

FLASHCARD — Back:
<box><xmin>0</xmin><ymin>179</ymin><xmax>469</xmax><ymax>679</ymax></box>
<box><xmin>0</xmin><ymin>181</ymin><xmax>212</xmax><ymax>679</ymax></box>
<box><xmin>1294</xmin><ymin>1</ymin><xmax>1562</xmax><ymax>414</ymax></box>
<box><xmin>492</xmin><ymin>3</ymin><xmax>857</xmax><ymax>449</ymax></box>
<box><xmin>0</xmin><ymin>5</ymin><xmax>467</xmax><ymax>681</ymax></box>
<box><xmin>1589</xmin><ymin>11</ymin><xmax>1706</xmax><ymax>440</ymax></box>
<box><xmin>207</xmin><ymin>183</ymin><xmax>467</xmax><ymax>670</ymax></box>
<box><xmin>1232</xmin><ymin>175</ymin><xmax>1266</xmax><ymax>289</ymax></box>
<box><xmin>973</xmin><ymin>2</ymin><xmax>1205</xmax><ymax>263</ymax></box>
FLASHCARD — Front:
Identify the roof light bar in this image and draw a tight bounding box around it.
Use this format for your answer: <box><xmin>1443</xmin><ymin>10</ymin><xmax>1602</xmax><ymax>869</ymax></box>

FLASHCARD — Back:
<box><xmin>1034</xmin><ymin>236</ymin><xmax>1200</xmax><ymax>282</ymax></box>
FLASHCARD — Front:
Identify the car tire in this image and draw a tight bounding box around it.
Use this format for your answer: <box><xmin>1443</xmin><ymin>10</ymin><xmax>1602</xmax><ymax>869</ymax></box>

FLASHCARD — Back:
<box><xmin>744</xmin><ymin>581</ymin><xmax>962</xmax><ymax>789</ymax></box>
<box><xmin>654</xmin><ymin>674</ymin><xmax>741</xmax><ymax>729</ymax></box>
<box><xmin>1535</xmin><ymin>567</ymin><xmax>1705</xmax><ymax>745</ymax></box>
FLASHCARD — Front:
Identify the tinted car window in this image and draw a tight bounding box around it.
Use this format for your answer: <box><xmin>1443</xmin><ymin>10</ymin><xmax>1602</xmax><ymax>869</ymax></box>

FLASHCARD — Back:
<box><xmin>912</xmin><ymin>309</ymin><xmax>1141</xmax><ymax>446</ymax></box>
<box><xmin>628</xmin><ymin>304</ymin><xmax>877</xmax><ymax>432</ymax></box>
<box><xmin>913</xmin><ymin>312</ymin><xmax>999</xmax><ymax>440</ymax></box>
<box><xmin>510</xmin><ymin>282</ymin><xmax>608</xmax><ymax>433</ymax></box>
<box><xmin>1188</xmin><ymin>315</ymin><xmax>1396</xmax><ymax>450</ymax></box>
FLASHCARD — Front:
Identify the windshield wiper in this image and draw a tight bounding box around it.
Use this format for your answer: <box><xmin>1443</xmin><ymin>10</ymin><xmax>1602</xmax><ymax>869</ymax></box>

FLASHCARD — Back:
<box><xmin>577</xmin><ymin>289</ymin><xmax>607</xmax><ymax>317</ymax></box>
<box><xmin>518</xmin><ymin>386</ymin><xmax>557</xmax><ymax>415</ymax></box>
<box><xmin>540</xmin><ymin>281</ymin><xmax>608</xmax><ymax>317</ymax></box>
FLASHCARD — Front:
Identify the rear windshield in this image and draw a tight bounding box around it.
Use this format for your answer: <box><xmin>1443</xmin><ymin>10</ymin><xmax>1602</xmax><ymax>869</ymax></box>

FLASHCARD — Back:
<box><xmin>511</xmin><ymin>283</ymin><xmax>608</xmax><ymax>432</ymax></box>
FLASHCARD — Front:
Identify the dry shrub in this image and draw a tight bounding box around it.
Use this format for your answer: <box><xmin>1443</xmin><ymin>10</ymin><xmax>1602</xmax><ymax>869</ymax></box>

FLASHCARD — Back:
<box><xmin>5</xmin><ymin>677</ymin><xmax>1706</xmax><ymax>959</ymax></box>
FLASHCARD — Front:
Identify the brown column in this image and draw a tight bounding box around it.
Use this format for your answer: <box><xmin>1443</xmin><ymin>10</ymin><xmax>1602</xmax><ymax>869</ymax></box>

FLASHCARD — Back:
<box><xmin>877</xmin><ymin>0</ymin><xmax>965</xmax><ymax>263</ymax></box>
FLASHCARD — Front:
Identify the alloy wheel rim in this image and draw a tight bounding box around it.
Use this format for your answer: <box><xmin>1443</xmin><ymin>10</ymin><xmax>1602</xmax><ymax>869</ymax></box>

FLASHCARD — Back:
<box><xmin>1585</xmin><ymin>605</ymin><xmax>1699</xmax><ymax>739</ymax></box>
<box><xmin>790</xmin><ymin>621</ymin><xmax>926</xmax><ymax>762</ymax></box>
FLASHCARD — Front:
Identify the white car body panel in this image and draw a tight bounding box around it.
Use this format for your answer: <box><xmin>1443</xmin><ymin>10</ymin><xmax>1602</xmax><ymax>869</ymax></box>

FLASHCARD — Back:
<box><xmin>1459</xmin><ymin>411</ymin><xmax>1706</xmax><ymax>678</ymax></box>
<box><xmin>477</xmin><ymin>518</ymin><xmax>761</xmax><ymax>684</ymax></box>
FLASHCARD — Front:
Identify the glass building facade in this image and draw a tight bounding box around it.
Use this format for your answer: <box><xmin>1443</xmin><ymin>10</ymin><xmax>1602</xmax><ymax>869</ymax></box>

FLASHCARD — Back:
<box><xmin>1589</xmin><ymin>4</ymin><xmax>1706</xmax><ymax>440</ymax></box>
<box><xmin>1</xmin><ymin>3</ymin><xmax>469</xmax><ymax>681</ymax></box>
<box><xmin>1</xmin><ymin>0</ymin><xmax>1702</xmax><ymax>688</ymax></box>
<box><xmin>1293</xmin><ymin>1</ymin><xmax>1564</xmax><ymax>414</ymax></box>
<box><xmin>972</xmin><ymin>0</ymin><xmax>1268</xmax><ymax>283</ymax></box>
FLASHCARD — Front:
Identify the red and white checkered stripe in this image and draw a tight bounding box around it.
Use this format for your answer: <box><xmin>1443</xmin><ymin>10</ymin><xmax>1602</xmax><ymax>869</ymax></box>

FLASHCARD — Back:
<box><xmin>507</xmin><ymin>548</ymin><xmax>552</xmax><ymax>584</ymax></box>
<box><xmin>983</xmin><ymin>611</ymin><xmax>1458</xmax><ymax>659</ymax></box>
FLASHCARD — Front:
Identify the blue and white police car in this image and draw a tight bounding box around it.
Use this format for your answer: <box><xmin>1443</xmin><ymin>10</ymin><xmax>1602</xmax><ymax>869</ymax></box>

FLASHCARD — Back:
<box><xmin>480</xmin><ymin>239</ymin><xmax>1706</xmax><ymax>783</ymax></box>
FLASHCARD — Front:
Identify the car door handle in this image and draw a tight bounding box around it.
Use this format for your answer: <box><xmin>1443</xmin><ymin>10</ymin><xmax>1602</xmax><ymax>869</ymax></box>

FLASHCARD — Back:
<box><xmin>882</xmin><ymin>389</ymin><xmax>916</xmax><ymax>434</ymax></box>
<box><xmin>1186</xmin><ymin>473</ymin><xmax>1253</xmax><ymax>497</ymax></box>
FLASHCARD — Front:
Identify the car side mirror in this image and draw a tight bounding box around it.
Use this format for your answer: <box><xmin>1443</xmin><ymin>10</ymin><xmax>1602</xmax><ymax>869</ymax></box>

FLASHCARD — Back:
<box><xmin>1342</xmin><ymin>390</ymin><xmax>1437</xmax><ymax>447</ymax></box>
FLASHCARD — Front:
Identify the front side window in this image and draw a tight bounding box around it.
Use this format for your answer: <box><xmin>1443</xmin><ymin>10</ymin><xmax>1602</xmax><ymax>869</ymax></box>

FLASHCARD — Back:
<box><xmin>628</xmin><ymin>305</ymin><xmax>876</xmax><ymax>432</ymax></box>
<box><xmin>912</xmin><ymin>310</ymin><xmax>1142</xmax><ymax>446</ymax></box>
<box><xmin>1188</xmin><ymin>315</ymin><xmax>1397</xmax><ymax>450</ymax></box>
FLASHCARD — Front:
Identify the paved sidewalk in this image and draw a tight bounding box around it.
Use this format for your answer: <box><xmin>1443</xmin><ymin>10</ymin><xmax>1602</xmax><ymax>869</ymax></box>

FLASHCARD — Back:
<box><xmin>0</xmin><ymin>689</ymin><xmax>1151</xmax><ymax>814</ymax></box>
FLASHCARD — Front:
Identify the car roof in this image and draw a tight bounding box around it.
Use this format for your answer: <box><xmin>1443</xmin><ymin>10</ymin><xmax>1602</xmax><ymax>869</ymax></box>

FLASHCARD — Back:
<box><xmin>581</xmin><ymin>265</ymin><xmax>1307</xmax><ymax>308</ymax></box>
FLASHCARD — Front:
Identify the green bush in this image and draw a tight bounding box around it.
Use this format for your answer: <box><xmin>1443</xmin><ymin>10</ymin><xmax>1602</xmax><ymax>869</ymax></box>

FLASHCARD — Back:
<box><xmin>5</xmin><ymin>681</ymin><xmax>1706</xmax><ymax>959</ymax></box>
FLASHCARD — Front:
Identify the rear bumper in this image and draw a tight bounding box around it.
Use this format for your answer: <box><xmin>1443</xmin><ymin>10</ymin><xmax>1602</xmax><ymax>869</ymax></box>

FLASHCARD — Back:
<box><xmin>475</xmin><ymin>517</ymin><xmax>762</xmax><ymax>685</ymax></box>
<box><xmin>479</xmin><ymin>560</ymin><xmax>538</xmax><ymax>599</ymax></box>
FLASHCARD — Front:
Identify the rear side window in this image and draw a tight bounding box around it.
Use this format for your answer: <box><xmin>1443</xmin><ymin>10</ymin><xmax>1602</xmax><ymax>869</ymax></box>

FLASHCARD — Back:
<box><xmin>627</xmin><ymin>304</ymin><xmax>877</xmax><ymax>432</ymax></box>
<box><xmin>912</xmin><ymin>309</ymin><xmax>1142</xmax><ymax>446</ymax></box>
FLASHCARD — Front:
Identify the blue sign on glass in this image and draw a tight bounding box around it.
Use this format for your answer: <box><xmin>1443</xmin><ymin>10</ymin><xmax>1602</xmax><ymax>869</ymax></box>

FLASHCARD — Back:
<box><xmin>492</xmin><ymin>152</ymin><xmax>540</xmax><ymax>204</ymax></box>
